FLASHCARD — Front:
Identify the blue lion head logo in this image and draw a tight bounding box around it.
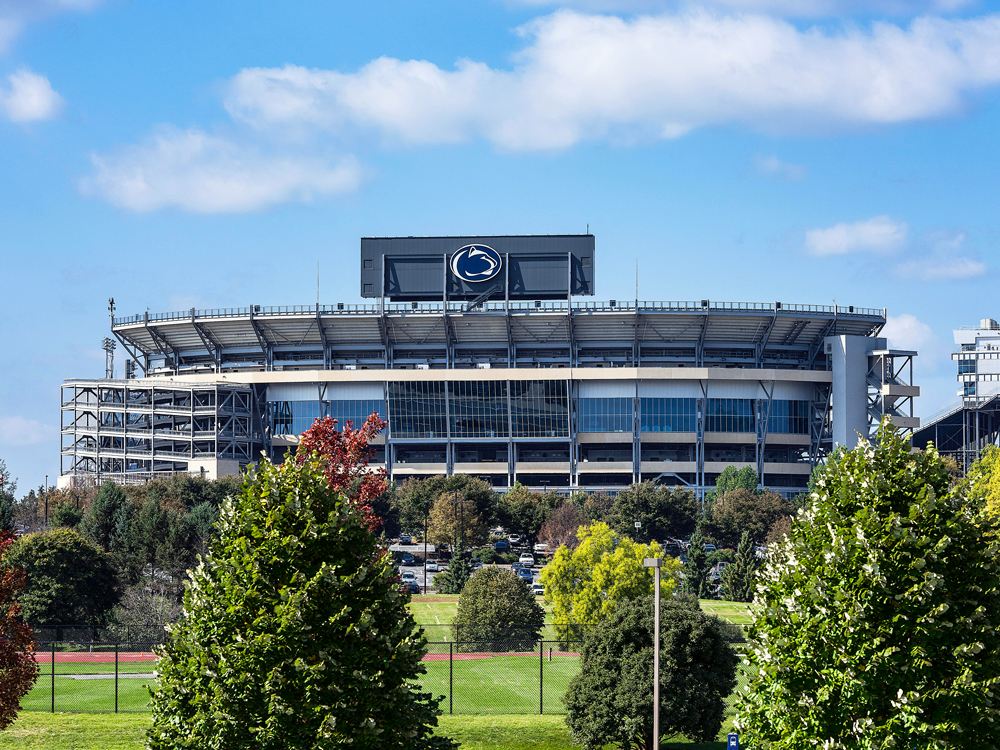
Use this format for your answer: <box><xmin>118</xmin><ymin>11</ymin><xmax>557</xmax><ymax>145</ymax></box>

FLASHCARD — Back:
<box><xmin>450</xmin><ymin>245</ymin><xmax>502</xmax><ymax>283</ymax></box>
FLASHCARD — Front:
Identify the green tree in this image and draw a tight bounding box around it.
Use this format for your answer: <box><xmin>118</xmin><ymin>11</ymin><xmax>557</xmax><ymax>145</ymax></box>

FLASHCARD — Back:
<box><xmin>0</xmin><ymin>459</ymin><xmax>15</xmax><ymax>535</ymax></box>
<box><xmin>147</xmin><ymin>456</ymin><xmax>455</xmax><ymax>750</ymax></box>
<box><xmin>49</xmin><ymin>502</ymin><xmax>83</xmax><ymax>529</ymax></box>
<box><xmin>496</xmin><ymin>483</ymin><xmax>562</xmax><ymax>542</ymax></box>
<box><xmin>704</xmin><ymin>487</ymin><xmax>794</xmax><ymax>548</ymax></box>
<box><xmin>5</xmin><ymin>528</ymin><xmax>119</xmax><ymax>627</ymax></box>
<box><xmin>539</xmin><ymin>522</ymin><xmax>680</xmax><ymax>644</ymax></box>
<box><xmin>737</xmin><ymin>426</ymin><xmax>1000</xmax><ymax>747</ymax></box>
<box><xmin>720</xmin><ymin>531</ymin><xmax>758</xmax><ymax>603</ymax></box>
<box><xmin>705</xmin><ymin>465</ymin><xmax>758</xmax><ymax>505</ymax></box>
<box><xmin>427</xmin><ymin>491</ymin><xmax>488</xmax><ymax>550</ymax></box>
<box><xmin>452</xmin><ymin>567</ymin><xmax>544</xmax><ymax>651</ymax></box>
<box><xmin>683</xmin><ymin>522</ymin><xmax>711</xmax><ymax>599</ymax></box>
<box><xmin>393</xmin><ymin>475</ymin><xmax>497</xmax><ymax>536</ymax></box>
<box><xmin>609</xmin><ymin>482</ymin><xmax>699</xmax><ymax>543</ymax></box>
<box><xmin>79</xmin><ymin>482</ymin><xmax>132</xmax><ymax>559</ymax></box>
<box><xmin>433</xmin><ymin>548</ymin><xmax>473</xmax><ymax>595</ymax></box>
<box><xmin>564</xmin><ymin>596</ymin><xmax>738</xmax><ymax>749</ymax></box>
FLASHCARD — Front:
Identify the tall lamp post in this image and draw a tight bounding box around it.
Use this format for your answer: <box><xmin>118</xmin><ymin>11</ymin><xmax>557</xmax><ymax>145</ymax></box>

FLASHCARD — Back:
<box><xmin>643</xmin><ymin>557</ymin><xmax>663</xmax><ymax>750</ymax></box>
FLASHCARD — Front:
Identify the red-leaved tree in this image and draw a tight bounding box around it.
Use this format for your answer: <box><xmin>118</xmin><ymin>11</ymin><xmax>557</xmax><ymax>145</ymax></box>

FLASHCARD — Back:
<box><xmin>296</xmin><ymin>413</ymin><xmax>388</xmax><ymax>531</ymax></box>
<box><xmin>0</xmin><ymin>530</ymin><xmax>38</xmax><ymax>730</ymax></box>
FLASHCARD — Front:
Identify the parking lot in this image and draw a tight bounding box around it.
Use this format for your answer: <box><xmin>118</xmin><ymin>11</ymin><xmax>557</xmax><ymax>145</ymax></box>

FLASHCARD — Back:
<box><xmin>389</xmin><ymin>541</ymin><xmax>546</xmax><ymax>594</ymax></box>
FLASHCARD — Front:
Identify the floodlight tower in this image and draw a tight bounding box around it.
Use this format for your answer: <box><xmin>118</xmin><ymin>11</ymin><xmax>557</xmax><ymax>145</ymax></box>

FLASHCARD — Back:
<box><xmin>103</xmin><ymin>337</ymin><xmax>116</xmax><ymax>379</ymax></box>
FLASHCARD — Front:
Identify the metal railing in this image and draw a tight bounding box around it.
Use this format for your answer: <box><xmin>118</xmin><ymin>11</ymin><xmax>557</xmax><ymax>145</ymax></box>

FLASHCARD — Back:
<box><xmin>115</xmin><ymin>300</ymin><xmax>885</xmax><ymax>326</ymax></box>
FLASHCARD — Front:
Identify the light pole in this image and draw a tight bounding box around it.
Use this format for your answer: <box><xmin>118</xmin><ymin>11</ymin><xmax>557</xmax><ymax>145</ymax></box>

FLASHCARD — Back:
<box><xmin>644</xmin><ymin>557</ymin><xmax>663</xmax><ymax>750</ymax></box>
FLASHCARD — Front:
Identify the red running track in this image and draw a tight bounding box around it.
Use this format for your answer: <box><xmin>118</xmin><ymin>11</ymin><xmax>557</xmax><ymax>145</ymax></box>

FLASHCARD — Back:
<box><xmin>35</xmin><ymin>652</ymin><xmax>157</xmax><ymax>664</ymax></box>
<box><xmin>34</xmin><ymin>651</ymin><xmax>579</xmax><ymax>664</ymax></box>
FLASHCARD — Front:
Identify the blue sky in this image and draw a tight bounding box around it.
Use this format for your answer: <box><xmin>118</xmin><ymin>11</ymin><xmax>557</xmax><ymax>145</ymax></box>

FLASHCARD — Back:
<box><xmin>2</xmin><ymin>0</ymin><xmax>999</xmax><ymax>491</ymax></box>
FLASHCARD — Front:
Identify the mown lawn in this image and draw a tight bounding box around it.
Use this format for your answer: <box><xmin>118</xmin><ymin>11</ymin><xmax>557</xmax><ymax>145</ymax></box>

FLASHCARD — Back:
<box><xmin>0</xmin><ymin>712</ymin><xmax>734</xmax><ymax>749</ymax></box>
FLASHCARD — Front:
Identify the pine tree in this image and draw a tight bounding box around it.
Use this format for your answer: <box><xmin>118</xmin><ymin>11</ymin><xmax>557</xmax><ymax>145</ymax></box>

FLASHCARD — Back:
<box><xmin>721</xmin><ymin>530</ymin><xmax>758</xmax><ymax>603</ymax></box>
<box><xmin>434</xmin><ymin>548</ymin><xmax>473</xmax><ymax>594</ymax></box>
<box><xmin>684</xmin><ymin>522</ymin><xmax>711</xmax><ymax>599</ymax></box>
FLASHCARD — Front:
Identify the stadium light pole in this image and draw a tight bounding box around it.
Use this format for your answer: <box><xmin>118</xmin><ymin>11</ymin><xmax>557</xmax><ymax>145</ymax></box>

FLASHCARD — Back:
<box><xmin>643</xmin><ymin>557</ymin><xmax>663</xmax><ymax>750</ymax></box>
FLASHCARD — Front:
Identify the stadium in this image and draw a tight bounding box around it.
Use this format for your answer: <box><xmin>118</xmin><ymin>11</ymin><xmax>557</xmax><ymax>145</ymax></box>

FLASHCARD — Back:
<box><xmin>60</xmin><ymin>234</ymin><xmax>919</xmax><ymax>498</ymax></box>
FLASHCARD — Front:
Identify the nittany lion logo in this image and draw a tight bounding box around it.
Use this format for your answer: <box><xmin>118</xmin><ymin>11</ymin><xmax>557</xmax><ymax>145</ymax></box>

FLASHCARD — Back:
<box><xmin>450</xmin><ymin>245</ymin><xmax>502</xmax><ymax>283</ymax></box>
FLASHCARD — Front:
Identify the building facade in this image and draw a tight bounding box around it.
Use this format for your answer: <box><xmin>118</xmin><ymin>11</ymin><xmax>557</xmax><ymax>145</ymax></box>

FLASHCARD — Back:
<box><xmin>60</xmin><ymin>235</ymin><xmax>918</xmax><ymax>496</ymax></box>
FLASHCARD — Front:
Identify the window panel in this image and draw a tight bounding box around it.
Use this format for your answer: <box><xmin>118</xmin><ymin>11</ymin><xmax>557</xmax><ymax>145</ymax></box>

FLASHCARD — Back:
<box><xmin>579</xmin><ymin>398</ymin><xmax>632</xmax><ymax>433</ymax></box>
<box><xmin>640</xmin><ymin>398</ymin><xmax>696</xmax><ymax>432</ymax></box>
<box><xmin>450</xmin><ymin>381</ymin><xmax>508</xmax><ymax>438</ymax></box>
<box><xmin>388</xmin><ymin>382</ymin><xmax>447</xmax><ymax>439</ymax></box>
<box><xmin>767</xmin><ymin>400</ymin><xmax>810</xmax><ymax>435</ymax></box>
<box><xmin>328</xmin><ymin>400</ymin><xmax>385</xmax><ymax>430</ymax></box>
<box><xmin>510</xmin><ymin>380</ymin><xmax>569</xmax><ymax>438</ymax></box>
<box><xmin>706</xmin><ymin>399</ymin><xmax>753</xmax><ymax>433</ymax></box>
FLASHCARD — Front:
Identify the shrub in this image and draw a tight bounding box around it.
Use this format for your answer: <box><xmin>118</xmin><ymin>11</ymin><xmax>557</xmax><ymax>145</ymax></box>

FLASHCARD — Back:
<box><xmin>736</xmin><ymin>425</ymin><xmax>1000</xmax><ymax>747</ymax></box>
<box><xmin>147</xmin><ymin>457</ymin><xmax>455</xmax><ymax>750</ymax></box>
<box><xmin>0</xmin><ymin>530</ymin><xmax>38</xmax><ymax>730</ymax></box>
<box><xmin>453</xmin><ymin>567</ymin><xmax>544</xmax><ymax>652</ymax></box>
<box><xmin>564</xmin><ymin>596</ymin><xmax>738</xmax><ymax>748</ymax></box>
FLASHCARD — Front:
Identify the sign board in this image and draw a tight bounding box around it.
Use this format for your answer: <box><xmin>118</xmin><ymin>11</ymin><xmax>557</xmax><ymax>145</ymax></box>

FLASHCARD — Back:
<box><xmin>360</xmin><ymin>235</ymin><xmax>596</xmax><ymax>301</ymax></box>
<box><xmin>728</xmin><ymin>732</ymin><xmax>739</xmax><ymax>749</ymax></box>
<box><xmin>635</xmin><ymin>521</ymin><xmax>642</xmax><ymax>529</ymax></box>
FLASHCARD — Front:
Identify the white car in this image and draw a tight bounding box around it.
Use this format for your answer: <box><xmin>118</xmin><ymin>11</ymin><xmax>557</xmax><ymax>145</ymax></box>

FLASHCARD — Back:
<box><xmin>533</xmin><ymin>543</ymin><xmax>548</xmax><ymax>554</ymax></box>
<box><xmin>508</xmin><ymin>534</ymin><xmax>522</xmax><ymax>545</ymax></box>
<box><xmin>401</xmin><ymin>570</ymin><xmax>418</xmax><ymax>582</ymax></box>
<box><xmin>424</xmin><ymin>560</ymin><xmax>439</xmax><ymax>572</ymax></box>
<box><xmin>519</xmin><ymin>553</ymin><xmax>535</xmax><ymax>566</ymax></box>
<box><xmin>531</xmin><ymin>582</ymin><xmax>545</xmax><ymax>596</ymax></box>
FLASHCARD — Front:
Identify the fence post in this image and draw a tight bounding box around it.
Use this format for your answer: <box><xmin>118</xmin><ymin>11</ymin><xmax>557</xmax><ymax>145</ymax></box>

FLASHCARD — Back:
<box><xmin>50</xmin><ymin>642</ymin><xmax>55</xmax><ymax>713</ymax></box>
<box><xmin>449</xmin><ymin>642</ymin><xmax>453</xmax><ymax>715</ymax></box>
<box><xmin>539</xmin><ymin>640</ymin><xmax>544</xmax><ymax>715</ymax></box>
<box><xmin>115</xmin><ymin>643</ymin><xmax>119</xmax><ymax>714</ymax></box>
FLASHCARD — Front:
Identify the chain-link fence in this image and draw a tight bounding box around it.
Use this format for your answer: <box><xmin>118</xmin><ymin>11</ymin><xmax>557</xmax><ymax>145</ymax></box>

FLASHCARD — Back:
<box><xmin>23</xmin><ymin>636</ymin><xmax>751</xmax><ymax>716</ymax></box>
<box><xmin>27</xmin><ymin>642</ymin><xmax>159</xmax><ymax>713</ymax></box>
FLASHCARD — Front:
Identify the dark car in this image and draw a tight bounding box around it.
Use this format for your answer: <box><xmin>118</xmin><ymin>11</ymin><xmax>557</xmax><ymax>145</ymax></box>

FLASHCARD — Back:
<box><xmin>399</xmin><ymin>534</ymin><xmax>412</xmax><ymax>545</ymax></box>
<box><xmin>403</xmin><ymin>580</ymin><xmax>421</xmax><ymax>594</ymax></box>
<box><xmin>401</xmin><ymin>553</ymin><xmax>417</xmax><ymax>566</ymax></box>
<box><xmin>494</xmin><ymin>540</ymin><xmax>510</xmax><ymax>551</ymax></box>
<box><xmin>516</xmin><ymin>568</ymin><xmax>533</xmax><ymax>583</ymax></box>
<box><xmin>511</xmin><ymin>561</ymin><xmax>526</xmax><ymax>572</ymax></box>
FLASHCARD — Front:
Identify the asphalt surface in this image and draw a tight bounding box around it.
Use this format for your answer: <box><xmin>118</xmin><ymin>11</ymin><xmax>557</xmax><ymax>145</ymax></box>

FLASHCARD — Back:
<box><xmin>389</xmin><ymin>542</ymin><xmax>544</xmax><ymax>592</ymax></box>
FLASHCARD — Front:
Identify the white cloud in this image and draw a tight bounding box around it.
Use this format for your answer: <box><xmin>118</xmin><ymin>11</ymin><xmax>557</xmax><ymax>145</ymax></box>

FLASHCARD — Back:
<box><xmin>223</xmin><ymin>10</ymin><xmax>1000</xmax><ymax>151</ymax></box>
<box><xmin>805</xmin><ymin>215</ymin><xmax>907</xmax><ymax>256</ymax></box>
<box><xmin>0</xmin><ymin>67</ymin><xmax>62</xmax><ymax>121</ymax></box>
<box><xmin>0</xmin><ymin>415</ymin><xmax>58</xmax><ymax>447</ymax></box>
<box><xmin>894</xmin><ymin>229</ymin><xmax>987</xmax><ymax>280</ymax></box>
<box><xmin>881</xmin><ymin>312</ymin><xmax>938</xmax><ymax>352</ymax></box>
<box><xmin>81</xmin><ymin>127</ymin><xmax>364</xmax><ymax>213</ymax></box>
<box><xmin>754</xmin><ymin>154</ymin><xmax>806</xmax><ymax>181</ymax></box>
<box><xmin>505</xmin><ymin>1</ymin><xmax>974</xmax><ymax>18</ymax></box>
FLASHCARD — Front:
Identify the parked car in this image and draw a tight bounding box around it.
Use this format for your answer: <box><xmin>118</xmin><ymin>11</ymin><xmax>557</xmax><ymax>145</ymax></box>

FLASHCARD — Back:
<box><xmin>703</xmin><ymin>544</ymin><xmax>717</xmax><ymax>554</ymax></box>
<box><xmin>494</xmin><ymin>539</ymin><xmax>510</xmax><ymax>551</ymax></box>
<box><xmin>401</xmin><ymin>570</ymin><xmax>418</xmax><ymax>582</ymax></box>
<box><xmin>470</xmin><ymin>559</ymin><xmax>484</xmax><ymax>570</ymax></box>
<box><xmin>531</xmin><ymin>582</ymin><xmax>545</xmax><ymax>596</ymax></box>
<box><xmin>519</xmin><ymin>553</ymin><xmax>535</xmax><ymax>566</ymax></box>
<box><xmin>403</xmin><ymin>581</ymin><xmax>421</xmax><ymax>594</ymax></box>
<box><xmin>401</xmin><ymin>553</ymin><xmax>417</xmax><ymax>566</ymax></box>
<box><xmin>399</xmin><ymin>533</ymin><xmax>412</xmax><ymax>544</ymax></box>
<box><xmin>511</xmin><ymin>561</ymin><xmax>527</xmax><ymax>572</ymax></box>
<box><xmin>516</xmin><ymin>568</ymin><xmax>533</xmax><ymax>583</ymax></box>
<box><xmin>424</xmin><ymin>560</ymin><xmax>439</xmax><ymax>572</ymax></box>
<box><xmin>508</xmin><ymin>534</ymin><xmax>522</xmax><ymax>545</ymax></box>
<box><xmin>533</xmin><ymin>543</ymin><xmax>548</xmax><ymax>555</ymax></box>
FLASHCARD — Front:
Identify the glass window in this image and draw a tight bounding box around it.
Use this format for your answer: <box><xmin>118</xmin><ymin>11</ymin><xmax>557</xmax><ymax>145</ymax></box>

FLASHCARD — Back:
<box><xmin>579</xmin><ymin>398</ymin><xmax>632</xmax><ymax>432</ymax></box>
<box><xmin>388</xmin><ymin>382</ymin><xmax>447</xmax><ymax>439</ymax></box>
<box><xmin>328</xmin><ymin>400</ymin><xmax>385</xmax><ymax>430</ymax></box>
<box><xmin>271</xmin><ymin>400</ymin><xmax>322</xmax><ymax>436</ymax></box>
<box><xmin>511</xmin><ymin>380</ymin><xmax>569</xmax><ymax>438</ymax></box>
<box><xmin>964</xmin><ymin>381</ymin><xmax>977</xmax><ymax>397</ymax></box>
<box><xmin>958</xmin><ymin>358</ymin><xmax>977</xmax><ymax>375</ymax></box>
<box><xmin>767</xmin><ymin>400</ymin><xmax>810</xmax><ymax>434</ymax></box>
<box><xmin>451</xmin><ymin>381</ymin><xmax>508</xmax><ymax>438</ymax></box>
<box><xmin>640</xmin><ymin>398</ymin><xmax>697</xmax><ymax>432</ymax></box>
<box><xmin>706</xmin><ymin>399</ymin><xmax>753</xmax><ymax>433</ymax></box>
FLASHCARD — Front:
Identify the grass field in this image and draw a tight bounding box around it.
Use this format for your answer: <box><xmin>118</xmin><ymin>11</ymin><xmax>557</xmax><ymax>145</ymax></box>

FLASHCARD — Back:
<box><xmin>0</xmin><ymin>712</ymin><xmax>734</xmax><ymax>749</ymax></box>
